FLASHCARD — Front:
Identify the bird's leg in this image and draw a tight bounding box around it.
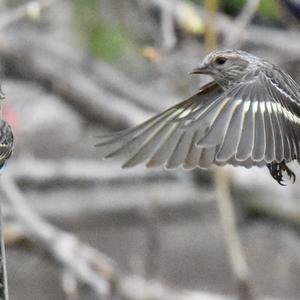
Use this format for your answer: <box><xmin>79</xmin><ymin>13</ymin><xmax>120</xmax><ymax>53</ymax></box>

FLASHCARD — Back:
<box><xmin>267</xmin><ymin>161</ymin><xmax>296</xmax><ymax>185</ymax></box>
<box><xmin>280</xmin><ymin>161</ymin><xmax>296</xmax><ymax>183</ymax></box>
<box><xmin>267</xmin><ymin>162</ymin><xmax>284</xmax><ymax>185</ymax></box>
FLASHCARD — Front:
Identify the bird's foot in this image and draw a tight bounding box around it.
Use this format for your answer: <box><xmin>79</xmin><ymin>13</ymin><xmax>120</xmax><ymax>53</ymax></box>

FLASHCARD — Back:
<box><xmin>281</xmin><ymin>161</ymin><xmax>296</xmax><ymax>183</ymax></box>
<box><xmin>267</xmin><ymin>161</ymin><xmax>296</xmax><ymax>185</ymax></box>
<box><xmin>267</xmin><ymin>162</ymin><xmax>284</xmax><ymax>185</ymax></box>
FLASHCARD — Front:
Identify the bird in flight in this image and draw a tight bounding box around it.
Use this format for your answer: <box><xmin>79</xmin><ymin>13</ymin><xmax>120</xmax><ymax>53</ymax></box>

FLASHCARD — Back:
<box><xmin>96</xmin><ymin>49</ymin><xmax>300</xmax><ymax>185</ymax></box>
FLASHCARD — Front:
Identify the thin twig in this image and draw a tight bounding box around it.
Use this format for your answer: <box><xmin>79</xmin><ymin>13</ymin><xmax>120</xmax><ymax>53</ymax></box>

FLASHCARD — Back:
<box><xmin>0</xmin><ymin>204</ymin><xmax>9</xmax><ymax>300</ymax></box>
<box><xmin>0</xmin><ymin>85</ymin><xmax>9</xmax><ymax>300</ymax></box>
<box><xmin>224</xmin><ymin>0</ymin><xmax>261</xmax><ymax>47</ymax></box>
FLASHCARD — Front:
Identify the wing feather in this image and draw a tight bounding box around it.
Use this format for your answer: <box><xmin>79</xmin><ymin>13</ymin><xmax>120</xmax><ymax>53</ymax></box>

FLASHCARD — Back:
<box><xmin>198</xmin><ymin>146</ymin><xmax>217</xmax><ymax>168</ymax></box>
<box><xmin>215</xmin><ymin>99</ymin><xmax>244</xmax><ymax>161</ymax></box>
<box><xmin>0</xmin><ymin>121</ymin><xmax>14</xmax><ymax>165</ymax></box>
<box><xmin>146</xmin><ymin>125</ymin><xmax>183</xmax><ymax>167</ymax></box>
<box><xmin>252</xmin><ymin>98</ymin><xmax>266</xmax><ymax>161</ymax></box>
<box><xmin>97</xmin><ymin>68</ymin><xmax>300</xmax><ymax>170</ymax></box>
<box><xmin>183</xmin><ymin>131</ymin><xmax>204</xmax><ymax>169</ymax></box>
<box><xmin>235</xmin><ymin>98</ymin><xmax>255</xmax><ymax>161</ymax></box>
<box><xmin>104</xmin><ymin>102</ymin><xmax>195</xmax><ymax>159</ymax></box>
<box><xmin>122</xmin><ymin>122</ymin><xmax>176</xmax><ymax>168</ymax></box>
<box><xmin>166</xmin><ymin>131</ymin><xmax>195</xmax><ymax>169</ymax></box>
<box><xmin>263</xmin><ymin>71</ymin><xmax>299</xmax><ymax>160</ymax></box>
<box><xmin>261</xmin><ymin>87</ymin><xmax>275</xmax><ymax>163</ymax></box>
<box><xmin>196</xmin><ymin>96</ymin><xmax>238</xmax><ymax>147</ymax></box>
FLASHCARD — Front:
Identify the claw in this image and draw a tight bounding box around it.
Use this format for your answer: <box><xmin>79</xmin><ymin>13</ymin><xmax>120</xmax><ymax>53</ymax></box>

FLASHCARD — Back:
<box><xmin>282</xmin><ymin>162</ymin><xmax>296</xmax><ymax>183</ymax></box>
<box><xmin>267</xmin><ymin>161</ymin><xmax>296</xmax><ymax>185</ymax></box>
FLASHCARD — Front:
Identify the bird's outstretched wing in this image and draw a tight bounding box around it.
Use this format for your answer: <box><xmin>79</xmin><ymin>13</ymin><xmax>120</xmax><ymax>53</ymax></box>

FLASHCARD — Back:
<box><xmin>96</xmin><ymin>70</ymin><xmax>300</xmax><ymax>169</ymax></box>
<box><xmin>96</xmin><ymin>81</ymin><xmax>224</xmax><ymax>169</ymax></box>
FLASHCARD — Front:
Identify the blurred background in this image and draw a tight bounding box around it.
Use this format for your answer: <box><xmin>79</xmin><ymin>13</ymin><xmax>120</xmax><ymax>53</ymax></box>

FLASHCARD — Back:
<box><xmin>1</xmin><ymin>0</ymin><xmax>300</xmax><ymax>299</ymax></box>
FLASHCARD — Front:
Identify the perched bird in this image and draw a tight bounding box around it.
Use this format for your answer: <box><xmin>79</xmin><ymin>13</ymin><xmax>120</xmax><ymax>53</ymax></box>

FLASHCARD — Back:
<box><xmin>0</xmin><ymin>120</ymin><xmax>14</xmax><ymax>174</ymax></box>
<box><xmin>96</xmin><ymin>49</ymin><xmax>300</xmax><ymax>185</ymax></box>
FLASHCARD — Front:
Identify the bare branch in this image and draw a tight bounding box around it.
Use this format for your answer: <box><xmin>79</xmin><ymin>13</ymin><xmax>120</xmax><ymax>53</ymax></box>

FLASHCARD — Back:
<box><xmin>0</xmin><ymin>175</ymin><xmax>112</xmax><ymax>297</ymax></box>
<box><xmin>0</xmin><ymin>0</ymin><xmax>58</xmax><ymax>30</ymax></box>
<box><xmin>7</xmin><ymin>158</ymin><xmax>179</xmax><ymax>187</ymax></box>
<box><xmin>0</xmin><ymin>204</ymin><xmax>9</xmax><ymax>300</ymax></box>
<box><xmin>224</xmin><ymin>0</ymin><xmax>261</xmax><ymax>47</ymax></box>
<box><xmin>0</xmin><ymin>32</ymin><xmax>154</xmax><ymax>130</ymax></box>
<box><xmin>143</xmin><ymin>198</ymin><xmax>161</xmax><ymax>279</ymax></box>
<box><xmin>202</xmin><ymin>1</ymin><xmax>257</xmax><ymax>298</ymax></box>
<box><xmin>203</xmin><ymin>0</ymin><xmax>218</xmax><ymax>51</ymax></box>
<box><xmin>62</xmin><ymin>269</ymin><xmax>79</xmax><ymax>300</ymax></box>
<box><xmin>0</xmin><ymin>174</ymin><xmax>287</xmax><ymax>300</ymax></box>
<box><xmin>215</xmin><ymin>169</ymin><xmax>256</xmax><ymax>300</ymax></box>
<box><xmin>244</xmin><ymin>198</ymin><xmax>300</xmax><ymax>231</ymax></box>
<box><xmin>160</xmin><ymin>0</ymin><xmax>177</xmax><ymax>50</ymax></box>
<box><xmin>139</xmin><ymin>0</ymin><xmax>300</xmax><ymax>57</ymax></box>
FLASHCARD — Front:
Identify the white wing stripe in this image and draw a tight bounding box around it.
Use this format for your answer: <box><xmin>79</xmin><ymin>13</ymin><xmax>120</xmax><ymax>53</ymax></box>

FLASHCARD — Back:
<box><xmin>264</xmin><ymin>101</ymin><xmax>300</xmax><ymax>125</ymax></box>
<box><xmin>269</xmin><ymin>78</ymin><xmax>298</xmax><ymax>104</ymax></box>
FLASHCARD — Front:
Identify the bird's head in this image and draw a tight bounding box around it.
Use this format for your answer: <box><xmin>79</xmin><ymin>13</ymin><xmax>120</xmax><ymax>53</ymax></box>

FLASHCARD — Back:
<box><xmin>191</xmin><ymin>49</ymin><xmax>257</xmax><ymax>88</ymax></box>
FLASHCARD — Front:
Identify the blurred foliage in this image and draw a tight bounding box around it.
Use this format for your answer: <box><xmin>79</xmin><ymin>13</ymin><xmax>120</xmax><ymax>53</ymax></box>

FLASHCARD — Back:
<box><xmin>178</xmin><ymin>1</ymin><xmax>205</xmax><ymax>35</ymax></box>
<box><xmin>257</xmin><ymin>0</ymin><xmax>280</xmax><ymax>21</ymax></box>
<box><xmin>72</xmin><ymin>0</ymin><xmax>280</xmax><ymax>62</ymax></box>
<box><xmin>73</xmin><ymin>0</ymin><xmax>134</xmax><ymax>62</ymax></box>
<box><xmin>192</xmin><ymin>0</ymin><xmax>280</xmax><ymax>21</ymax></box>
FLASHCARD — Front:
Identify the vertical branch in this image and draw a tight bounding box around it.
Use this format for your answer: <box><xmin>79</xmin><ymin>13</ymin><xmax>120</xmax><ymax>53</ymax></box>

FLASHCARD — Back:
<box><xmin>0</xmin><ymin>89</ymin><xmax>9</xmax><ymax>299</ymax></box>
<box><xmin>215</xmin><ymin>169</ymin><xmax>255</xmax><ymax>300</ymax></box>
<box><xmin>0</xmin><ymin>12</ymin><xmax>5</xmax><ymax>293</ymax></box>
<box><xmin>144</xmin><ymin>197</ymin><xmax>160</xmax><ymax>279</ymax></box>
<box><xmin>203</xmin><ymin>1</ymin><xmax>256</xmax><ymax>299</ymax></box>
<box><xmin>0</xmin><ymin>9</ymin><xmax>61</xmax><ymax>297</ymax></box>
<box><xmin>160</xmin><ymin>0</ymin><xmax>177</xmax><ymax>50</ymax></box>
<box><xmin>0</xmin><ymin>204</ymin><xmax>9</xmax><ymax>300</ymax></box>
<box><xmin>62</xmin><ymin>269</ymin><xmax>79</xmax><ymax>300</ymax></box>
<box><xmin>224</xmin><ymin>0</ymin><xmax>261</xmax><ymax>48</ymax></box>
<box><xmin>203</xmin><ymin>0</ymin><xmax>218</xmax><ymax>52</ymax></box>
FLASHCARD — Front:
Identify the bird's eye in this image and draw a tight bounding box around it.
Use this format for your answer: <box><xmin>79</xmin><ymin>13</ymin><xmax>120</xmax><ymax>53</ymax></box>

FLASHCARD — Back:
<box><xmin>215</xmin><ymin>57</ymin><xmax>227</xmax><ymax>65</ymax></box>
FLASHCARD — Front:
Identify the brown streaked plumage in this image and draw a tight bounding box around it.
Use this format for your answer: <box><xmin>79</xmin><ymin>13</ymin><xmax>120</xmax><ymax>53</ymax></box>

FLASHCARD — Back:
<box><xmin>0</xmin><ymin>120</ymin><xmax>13</xmax><ymax>173</ymax></box>
<box><xmin>96</xmin><ymin>49</ymin><xmax>300</xmax><ymax>185</ymax></box>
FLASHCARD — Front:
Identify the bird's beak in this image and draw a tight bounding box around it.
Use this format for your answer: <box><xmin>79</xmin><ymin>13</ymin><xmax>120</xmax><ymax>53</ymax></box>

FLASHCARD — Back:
<box><xmin>190</xmin><ymin>64</ymin><xmax>210</xmax><ymax>75</ymax></box>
